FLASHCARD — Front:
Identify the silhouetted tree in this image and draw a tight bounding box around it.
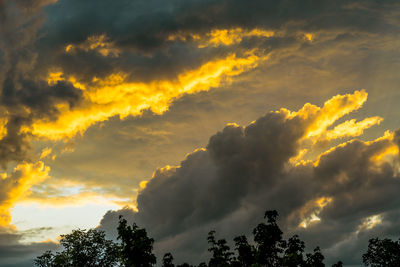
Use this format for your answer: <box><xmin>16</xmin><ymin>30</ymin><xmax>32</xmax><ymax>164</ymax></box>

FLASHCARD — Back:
<box><xmin>162</xmin><ymin>253</ymin><xmax>175</xmax><ymax>267</ymax></box>
<box><xmin>207</xmin><ymin>230</ymin><xmax>234</xmax><ymax>267</ymax></box>
<box><xmin>331</xmin><ymin>261</ymin><xmax>343</xmax><ymax>267</ymax></box>
<box><xmin>232</xmin><ymin>235</ymin><xmax>255</xmax><ymax>266</ymax></box>
<box><xmin>253</xmin><ymin>210</ymin><xmax>286</xmax><ymax>266</ymax></box>
<box><xmin>34</xmin><ymin>229</ymin><xmax>120</xmax><ymax>267</ymax></box>
<box><xmin>117</xmin><ymin>215</ymin><xmax>156</xmax><ymax>267</ymax></box>
<box><xmin>34</xmin><ymin>251</ymin><xmax>54</xmax><ymax>267</ymax></box>
<box><xmin>362</xmin><ymin>237</ymin><xmax>400</xmax><ymax>267</ymax></box>
<box><xmin>282</xmin><ymin>235</ymin><xmax>305</xmax><ymax>267</ymax></box>
<box><xmin>35</xmin><ymin>210</ymin><xmax>347</xmax><ymax>267</ymax></box>
<box><xmin>305</xmin><ymin>247</ymin><xmax>325</xmax><ymax>267</ymax></box>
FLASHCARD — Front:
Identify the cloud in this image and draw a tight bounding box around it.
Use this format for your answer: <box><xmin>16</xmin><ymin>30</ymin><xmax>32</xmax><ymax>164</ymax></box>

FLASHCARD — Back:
<box><xmin>99</xmin><ymin>91</ymin><xmax>400</xmax><ymax>265</ymax></box>
<box><xmin>40</xmin><ymin>0</ymin><xmax>398</xmax><ymax>54</ymax></box>
<box><xmin>0</xmin><ymin>161</ymin><xmax>49</xmax><ymax>226</ymax></box>
<box><xmin>26</xmin><ymin>50</ymin><xmax>266</xmax><ymax>140</ymax></box>
<box><xmin>21</xmin><ymin>180</ymin><xmax>133</xmax><ymax>209</ymax></box>
<box><xmin>0</xmin><ymin>228</ymin><xmax>57</xmax><ymax>267</ymax></box>
<box><xmin>0</xmin><ymin>0</ymin><xmax>397</xmax><ymax>170</ymax></box>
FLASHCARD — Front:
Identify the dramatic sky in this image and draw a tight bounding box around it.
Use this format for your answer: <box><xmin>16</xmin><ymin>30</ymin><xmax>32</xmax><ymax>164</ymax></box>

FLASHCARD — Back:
<box><xmin>1</xmin><ymin>0</ymin><xmax>400</xmax><ymax>266</ymax></box>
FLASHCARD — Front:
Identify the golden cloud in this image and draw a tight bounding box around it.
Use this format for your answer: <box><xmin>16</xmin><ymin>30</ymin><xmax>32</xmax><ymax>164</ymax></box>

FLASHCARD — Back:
<box><xmin>0</xmin><ymin>117</ymin><xmax>7</xmax><ymax>141</ymax></box>
<box><xmin>26</xmin><ymin>50</ymin><xmax>266</xmax><ymax>140</ymax></box>
<box><xmin>324</xmin><ymin>116</ymin><xmax>383</xmax><ymax>141</ymax></box>
<box><xmin>298</xmin><ymin>197</ymin><xmax>332</xmax><ymax>228</ymax></box>
<box><xmin>22</xmin><ymin>190</ymin><xmax>133</xmax><ymax>209</ymax></box>
<box><xmin>296</xmin><ymin>89</ymin><xmax>369</xmax><ymax>139</ymax></box>
<box><xmin>168</xmin><ymin>27</ymin><xmax>275</xmax><ymax>48</ymax></box>
<box><xmin>65</xmin><ymin>34</ymin><xmax>119</xmax><ymax>57</ymax></box>
<box><xmin>198</xmin><ymin>28</ymin><xmax>275</xmax><ymax>48</ymax></box>
<box><xmin>0</xmin><ymin>162</ymin><xmax>49</xmax><ymax>226</ymax></box>
<box><xmin>39</xmin><ymin>147</ymin><xmax>52</xmax><ymax>159</ymax></box>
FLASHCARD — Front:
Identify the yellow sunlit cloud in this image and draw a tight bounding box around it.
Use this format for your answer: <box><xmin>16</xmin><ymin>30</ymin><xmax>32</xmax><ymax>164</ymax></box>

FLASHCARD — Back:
<box><xmin>139</xmin><ymin>180</ymin><xmax>148</xmax><ymax>190</ymax></box>
<box><xmin>0</xmin><ymin>117</ymin><xmax>7</xmax><ymax>140</ymax></box>
<box><xmin>65</xmin><ymin>34</ymin><xmax>119</xmax><ymax>57</ymax></box>
<box><xmin>298</xmin><ymin>90</ymin><xmax>368</xmax><ymax>139</ymax></box>
<box><xmin>358</xmin><ymin>215</ymin><xmax>382</xmax><ymax>232</ymax></box>
<box><xmin>0</xmin><ymin>161</ymin><xmax>49</xmax><ymax>226</ymax></box>
<box><xmin>47</xmin><ymin>71</ymin><xmax>64</xmax><ymax>85</ymax></box>
<box><xmin>39</xmin><ymin>147</ymin><xmax>52</xmax><ymax>159</ymax></box>
<box><xmin>168</xmin><ymin>27</ymin><xmax>274</xmax><ymax>48</ymax></box>
<box><xmin>21</xmin><ymin>190</ymin><xmax>132</xmax><ymax>209</ymax></box>
<box><xmin>199</xmin><ymin>28</ymin><xmax>275</xmax><ymax>47</ymax></box>
<box><xmin>27</xmin><ymin>51</ymin><xmax>266</xmax><ymax>140</ymax></box>
<box><xmin>298</xmin><ymin>197</ymin><xmax>332</xmax><ymax>228</ymax></box>
<box><xmin>324</xmin><ymin>116</ymin><xmax>383</xmax><ymax>141</ymax></box>
<box><xmin>285</xmin><ymin>90</ymin><xmax>372</xmax><ymax>164</ymax></box>
<box><xmin>289</xmin><ymin>148</ymin><xmax>308</xmax><ymax>166</ymax></box>
<box><xmin>370</xmin><ymin>143</ymin><xmax>399</xmax><ymax>163</ymax></box>
<box><xmin>18</xmin><ymin>178</ymin><xmax>136</xmax><ymax>210</ymax></box>
<box><xmin>304</xmin><ymin>33</ymin><xmax>314</xmax><ymax>42</ymax></box>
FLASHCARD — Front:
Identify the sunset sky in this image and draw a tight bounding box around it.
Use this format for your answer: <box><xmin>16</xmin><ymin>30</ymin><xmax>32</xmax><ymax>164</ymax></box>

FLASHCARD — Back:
<box><xmin>1</xmin><ymin>0</ymin><xmax>400</xmax><ymax>266</ymax></box>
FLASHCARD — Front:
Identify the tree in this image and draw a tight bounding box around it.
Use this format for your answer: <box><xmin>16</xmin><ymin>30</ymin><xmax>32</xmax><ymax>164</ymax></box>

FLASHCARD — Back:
<box><xmin>34</xmin><ymin>229</ymin><xmax>120</xmax><ymax>267</ymax></box>
<box><xmin>232</xmin><ymin>235</ymin><xmax>255</xmax><ymax>266</ymax></box>
<box><xmin>207</xmin><ymin>230</ymin><xmax>234</xmax><ymax>267</ymax></box>
<box><xmin>34</xmin><ymin>251</ymin><xmax>54</xmax><ymax>267</ymax></box>
<box><xmin>253</xmin><ymin>210</ymin><xmax>286</xmax><ymax>266</ymax></box>
<box><xmin>331</xmin><ymin>261</ymin><xmax>343</xmax><ymax>267</ymax></box>
<box><xmin>117</xmin><ymin>216</ymin><xmax>157</xmax><ymax>267</ymax></box>
<box><xmin>162</xmin><ymin>253</ymin><xmax>175</xmax><ymax>267</ymax></box>
<box><xmin>362</xmin><ymin>238</ymin><xmax>400</xmax><ymax>267</ymax></box>
<box><xmin>282</xmin><ymin>235</ymin><xmax>305</xmax><ymax>267</ymax></box>
<box><xmin>35</xmin><ymin>210</ymin><xmax>343</xmax><ymax>267</ymax></box>
<box><xmin>305</xmin><ymin>247</ymin><xmax>325</xmax><ymax>267</ymax></box>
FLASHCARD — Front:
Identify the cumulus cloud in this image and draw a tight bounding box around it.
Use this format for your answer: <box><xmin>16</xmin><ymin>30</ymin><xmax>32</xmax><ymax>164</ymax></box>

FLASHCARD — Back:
<box><xmin>99</xmin><ymin>91</ymin><xmax>400</xmax><ymax>265</ymax></box>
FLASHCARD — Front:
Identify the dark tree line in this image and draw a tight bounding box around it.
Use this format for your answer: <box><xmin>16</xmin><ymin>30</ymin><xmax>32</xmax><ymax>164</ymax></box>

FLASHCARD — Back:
<box><xmin>35</xmin><ymin>211</ymin><xmax>400</xmax><ymax>267</ymax></box>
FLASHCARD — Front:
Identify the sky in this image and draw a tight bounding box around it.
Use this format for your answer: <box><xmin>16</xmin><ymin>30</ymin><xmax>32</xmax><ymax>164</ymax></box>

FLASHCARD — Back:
<box><xmin>0</xmin><ymin>0</ymin><xmax>400</xmax><ymax>266</ymax></box>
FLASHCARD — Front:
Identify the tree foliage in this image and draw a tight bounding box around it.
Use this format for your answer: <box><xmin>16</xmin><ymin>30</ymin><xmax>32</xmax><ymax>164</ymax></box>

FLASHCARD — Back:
<box><xmin>362</xmin><ymin>237</ymin><xmax>400</xmax><ymax>267</ymax></box>
<box><xmin>35</xmin><ymin>210</ymin><xmax>400</xmax><ymax>267</ymax></box>
<box><xmin>34</xmin><ymin>229</ymin><xmax>120</xmax><ymax>267</ymax></box>
<box><xmin>117</xmin><ymin>215</ymin><xmax>156</xmax><ymax>267</ymax></box>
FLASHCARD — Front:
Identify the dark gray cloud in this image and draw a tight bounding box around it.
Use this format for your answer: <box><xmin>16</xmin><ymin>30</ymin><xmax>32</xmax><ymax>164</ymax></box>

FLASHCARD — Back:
<box><xmin>33</xmin><ymin>0</ymin><xmax>400</xmax><ymax>83</ymax></box>
<box><xmin>99</xmin><ymin>108</ymin><xmax>400</xmax><ymax>265</ymax></box>
<box><xmin>42</xmin><ymin>0</ymin><xmax>398</xmax><ymax>51</ymax></box>
<box><xmin>0</xmin><ymin>229</ymin><xmax>57</xmax><ymax>267</ymax></box>
<box><xmin>0</xmin><ymin>0</ymin><xmax>84</xmax><ymax>168</ymax></box>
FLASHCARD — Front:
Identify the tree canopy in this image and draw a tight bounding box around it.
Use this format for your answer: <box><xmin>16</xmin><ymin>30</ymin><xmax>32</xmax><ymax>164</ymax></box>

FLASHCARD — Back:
<box><xmin>35</xmin><ymin>210</ymin><xmax>399</xmax><ymax>267</ymax></box>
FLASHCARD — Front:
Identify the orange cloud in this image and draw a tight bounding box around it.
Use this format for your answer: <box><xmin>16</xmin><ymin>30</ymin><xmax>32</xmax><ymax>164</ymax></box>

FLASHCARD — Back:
<box><xmin>168</xmin><ymin>27</ymin><xmax>275</xmax><ymax>48</ymax></box>
<box><xmin>0</xmin><ymin>117</ymin><xmax>7</xmax><ymax>140</ymax></box>
<box><xmin>296</xmin><ymin>89</ymin><xmax>368</xmax><ymax>139</ymax></box>
<box><xmin>298</xmin><ymin>197</ymin><xmax>332</xmax><ymax>228</ymax></box>
<box><xmin>199</xmin><ymin>28</ymin><xmax>275</xmax><ymax>47</ymax></box>
<box><xmin>324</xmin><ymin>116</ymin><xmax>383</xmax><ymax>141</ymax></box>
<box><xmin>0</xmin><ymin>162</ymin><xmax>49</xmax><ymax>226</ymax></box>
<box><xmin>26</xmin><ymin>51</ymin><xmax>266</xmax><ymax>140</ymax></box>
<box><xmin>22</xmin><ymin>190</ymin><xmax>132</xmax><ymax>209</ymax></box>
<box><xmin>39</xmin><ymin>147</ymin><xmax>52</xmax><ymax>159</ymax></box>
<box><xmin>65</xmin><ymin>34</ymin><xmax>119</xmax><ymax>57</ymax></box>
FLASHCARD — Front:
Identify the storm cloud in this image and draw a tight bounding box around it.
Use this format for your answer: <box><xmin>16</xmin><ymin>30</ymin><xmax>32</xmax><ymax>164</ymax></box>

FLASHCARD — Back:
<box><xmin>100</xmin><ymin>91</ymin><xmax>400</xmax><ymax>265</ymax></box>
